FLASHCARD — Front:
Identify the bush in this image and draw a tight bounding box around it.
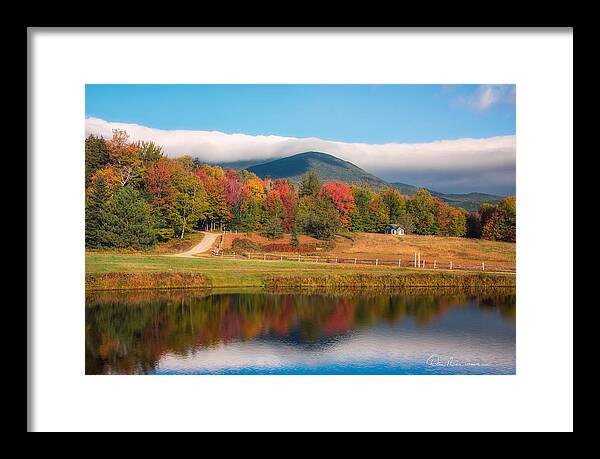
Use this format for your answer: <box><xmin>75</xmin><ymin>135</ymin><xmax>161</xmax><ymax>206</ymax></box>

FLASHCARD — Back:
<box><xmin>231</xmin><ymin>238</ymin><xmax>263</xmax><ymax>252</ymax></box>
<box><xmin>262</xmin><ymin>243</ymin><xmax>318</xmax><ymax>253</ymax></box>
<box><xmin>156</xmin><ymin>228</ymin><xmax>175</xmax><ymax>242</ymax></box>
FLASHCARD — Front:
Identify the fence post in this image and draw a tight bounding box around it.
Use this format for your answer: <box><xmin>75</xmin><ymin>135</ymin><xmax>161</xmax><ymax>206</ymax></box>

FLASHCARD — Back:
<box><xmin>414</xmin><ymin>252</ymin><xmax>417</xmax><ymax>268</ymax></box>
<box><xmin>423</xmin><ymin>259</ymin><xmax>425</xmax><ymax>269</ymax></box>
<box><xmin>280</xmin><ymin>255</ymin><xmax>283</xmax><ymax>261</ymax></box>
<box><xmin>434</xmin><ymin>260</ymin><xmax>436</xmax><ymax>269</ymax></box>
<box><xmin>450</xmin><ymin>260</ymin><xmax>453</xmax><ymax>270</ymax></box>
<box><xmin>354</xmin><ymin>258</ymin><xmax>357</xmax><ymax>265</ymax></box>
<box><xmin>398</xmin><ymin>259</ymin><xmax>401</xmax><ymax>267</ymax></box>
<box><xmin>298</xmin><ymin>254</ymin><xmax>301</xmax><ymax>262</ymax></box>
<box><xmin>335</xmin><ymin>257</ymin><xmax>338</xmax><ymax>263</ymax></box>
<box><xmin>418</xmin><ymin>252</ymin><xmax>421</xmax><ymax>268</ymax></box>
<box><xmin>482</xmin><ymin>262</ymin><xmax>485</xmax><ymax>271</ymax></box>
<box><xmin>263</xmin><ymin>253</ymin><xmax>266</xmax><ymax>261</ymax></box>
<box><xmin>375</xmin><ymin>259</ymin><xmax>378</xmax><ymax>266</ymax></box>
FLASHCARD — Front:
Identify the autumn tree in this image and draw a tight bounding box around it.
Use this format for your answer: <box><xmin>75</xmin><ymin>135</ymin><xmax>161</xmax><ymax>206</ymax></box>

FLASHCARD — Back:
<box><xmin>106</xmin><ymin>129</ymin><xmax>143</xmax><ymax>187</ymax></box>
<box><xmin>266</xmin><ymin>179</ymin><xmax>296</xmax><ymax>231</ymax></box>
<box><xmin>447</xmin><ymin>207</ymin><xmax>468</xmax><ymax>237</ymax></box>
<box><xmin>481</xmin><ymin>197</ymin><xmax>516</xmax><ymax>242</ymax></box>
<box><xmin>88</xmin><ymin>165</ymin><xmax>121</xmax><ymax>197</ymax></box>
<box><xmin>366</xmin><ymin>194</ymin><xmax>388</xmax><ymax>233</ymax></box>
<box><xmin>145</xmin><ymin>158</ymin><xmax>179</xmax><ymax>214</ymax></box>
<box><xmin>320</xmin><ymin>181</ymin><xmax>355</xmax><ymax>227</ymax></box>
<box><xmin>434</xmin><ymin>198</ymin><xmax>451</xmax><ymax>235</ymax></box>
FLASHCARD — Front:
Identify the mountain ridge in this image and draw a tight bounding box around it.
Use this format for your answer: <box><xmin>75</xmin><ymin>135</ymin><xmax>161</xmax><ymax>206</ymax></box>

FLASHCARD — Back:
<box><xmin>213</xmin><ymin>151</ymin><xmax>503</xmax><ymax>211</ymax></box>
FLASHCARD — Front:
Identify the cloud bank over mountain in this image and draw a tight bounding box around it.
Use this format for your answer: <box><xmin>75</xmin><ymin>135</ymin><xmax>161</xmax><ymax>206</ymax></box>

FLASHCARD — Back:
<box><xmin>85</xmin><ymin>117</ymin><xmax>516</xmax><ymax>195</ymax></box>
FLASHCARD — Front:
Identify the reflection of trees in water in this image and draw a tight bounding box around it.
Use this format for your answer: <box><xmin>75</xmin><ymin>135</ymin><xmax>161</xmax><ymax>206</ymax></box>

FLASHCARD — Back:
<box><xmin>85</xmin><ymin>290</ymin><xmax>516</xmax><ymax>374</ymax></box>
<box><xmin>478</xmin><ymin>293</ymin><xmax>516</xmax><ymax>322</ymax></box>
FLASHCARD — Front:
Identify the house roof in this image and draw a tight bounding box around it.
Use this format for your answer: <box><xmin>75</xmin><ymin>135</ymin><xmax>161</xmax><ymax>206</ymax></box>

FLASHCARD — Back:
<box><xmin>386</xmin><ymin>224</ymin><xmax>404</xmax><ymax>229</ymax></box>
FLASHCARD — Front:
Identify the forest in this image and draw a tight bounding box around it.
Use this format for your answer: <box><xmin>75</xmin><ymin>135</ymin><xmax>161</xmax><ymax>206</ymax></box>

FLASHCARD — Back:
<box><xmin>85</xmin><ymin>129</ymin><xmax>516</xmax><ymax>249</ymax></box>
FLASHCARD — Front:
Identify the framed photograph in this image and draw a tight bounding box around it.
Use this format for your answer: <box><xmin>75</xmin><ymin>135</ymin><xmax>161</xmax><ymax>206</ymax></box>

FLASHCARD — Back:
<box><xmin>28</xmin><ymin>28</ymin><xmax>573</xmax><ymax>432</ymax></box>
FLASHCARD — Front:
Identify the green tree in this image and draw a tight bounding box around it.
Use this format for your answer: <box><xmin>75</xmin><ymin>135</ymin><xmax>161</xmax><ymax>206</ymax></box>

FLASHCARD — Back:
<box><xmin>290</xmin><ymin>225</ymin><xmax>300</xmax><ymax>247</ymax></box>
<box><xmin>296</xmin><ymin>195</ymin><xmax>341</xmax><ymax>240</ymax></box>
<box><xmin>85</xmin><ymin>135</ymin><xmax>109</xmax><ymax>189</ymax></box>
<box><xmin>406</xmin><ymin>189</ymin><xmax>439</xmax><ymax>235</ymax></box>
<box><xmin>238</xmin><ymin>197</ymin><xmax>265</xmax><ymax>233</ymax></box>
<box><xmin>168</xmin><ymin>190</ymin><xmax>208</xmax><ymax>238</ymax></box>
<box><xmin>366</xmin><ymin>194</ymin><xmax>388</xmax><ymax>233</ymax></box>
<box><xmin>447</xmin><ymin>207</ymin><xmax>468</xmax><ymax>237</ymax></box>
<box><xmin>380</xmin><ymin>187</ymin><xmax>406</xmax><ymax>223</ymax></box>
<box><xmin>299</xmin><ymin>171</ymin><xmax>321</xmax><ymax>198</ymax></box>
<box><xmin>85</xmin><ymin>174</ymin><xmax>110</xmax><ymax>248</ymax></box>
<box><xmin>262</xmin><ymin>197</ymin><xmax>285</xmax><ymax>239</ymax></box>
<box><xmin>348</xmin><ymin>186</ymin><xmax>373</xmax><ymax>232</ymax></box>
<box><xmin>97</xmin><ymin>186</ymin><xmax>156</xmax><ymax>249</ymax></box>
<box><xmin>137</xmin><ymin>141</ymin><xmax>165</xmax><ymax>165</ymax></box>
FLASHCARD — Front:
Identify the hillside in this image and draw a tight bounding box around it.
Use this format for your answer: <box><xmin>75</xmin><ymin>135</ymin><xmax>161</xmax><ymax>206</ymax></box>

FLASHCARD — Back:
<box><xmin>390</xmin><ymin>183</ymin><xmax>502</xmax><ymax>211</ymax></box>
<box><xmin>247</xmin><ymin>151</ymin><xmax>390</xmax><ymax>190</ymax></box>
<box><xmin>214</xmin><ymin>151</ymin><xmax>503</xmax><ymax>212</ymax></box>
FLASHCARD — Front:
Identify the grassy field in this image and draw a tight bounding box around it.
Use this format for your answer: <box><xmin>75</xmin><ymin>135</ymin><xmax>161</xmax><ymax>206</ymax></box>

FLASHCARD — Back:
<box><xmin>327</xmin><ymin>233</ymin><xmax>515</xmax><ymax>268</ymax></box>
<box><xmin>222</xmin><ymin>232</ymin><xmax>516</xmax><ymax>270</ymax></box>
<box><xmin>86</xmin><ymin>251</ymin><xmax>515</xmax><ymax>290</ymax></box>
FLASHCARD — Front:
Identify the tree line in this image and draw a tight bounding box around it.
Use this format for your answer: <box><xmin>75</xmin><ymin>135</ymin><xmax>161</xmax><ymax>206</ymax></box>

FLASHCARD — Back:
<box><xmin>85</xmin><ymin>130</ymin><xmax>516</xmax><ymax>249</ymax></box>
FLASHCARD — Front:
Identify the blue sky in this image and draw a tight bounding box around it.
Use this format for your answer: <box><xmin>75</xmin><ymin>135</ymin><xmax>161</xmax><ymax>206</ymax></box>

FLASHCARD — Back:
<box><xmin>86</xmin><ymin>84</ymin><xmax>515</xmax><ymax>144</ymax></box>
<box><xmin>85</xmin><ymin>85</ymin><xmax>516</xmax><ymax>195</ymax></box>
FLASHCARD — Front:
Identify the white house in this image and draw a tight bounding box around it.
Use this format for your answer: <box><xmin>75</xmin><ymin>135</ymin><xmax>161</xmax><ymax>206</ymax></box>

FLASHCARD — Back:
<box><xmin>384</xmin><ymin>224</ymin><xmax>405</xmax><ymax>235</ymax></box>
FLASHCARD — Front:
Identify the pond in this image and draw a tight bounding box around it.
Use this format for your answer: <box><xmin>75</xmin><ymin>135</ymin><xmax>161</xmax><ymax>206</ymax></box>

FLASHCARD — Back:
<box><xmin>85</xmin><ymin>289</ymin><xmax>516</xmax><ymax>375</ymax></box>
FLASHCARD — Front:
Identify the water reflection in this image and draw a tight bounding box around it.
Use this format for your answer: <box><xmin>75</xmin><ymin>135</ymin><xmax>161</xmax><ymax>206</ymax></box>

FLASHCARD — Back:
<box><xmin>85</xmin><ymin>289</ymin><xmax>516</xmax><ymax>375</ymax></box>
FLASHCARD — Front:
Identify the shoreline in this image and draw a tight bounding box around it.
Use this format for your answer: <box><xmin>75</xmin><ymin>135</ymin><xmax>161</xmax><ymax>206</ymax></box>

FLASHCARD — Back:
<box><xmin>86</xmin><ymin>270</ymin><xmax>516</xmax><ymax>291</ymax></box>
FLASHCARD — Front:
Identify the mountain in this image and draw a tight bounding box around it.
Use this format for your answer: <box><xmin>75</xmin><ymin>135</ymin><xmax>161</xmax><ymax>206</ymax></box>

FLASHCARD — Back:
<box><xmin>231</xmin><ymin>151</ymin><xmax>502</xmax><ymax>212</ymax></box>
<box><xmin>247</xmin><ymin>151</ymin><xmax>390</xmax><ymax>190</ymax></box>
<box><xmin>210</xmin><ymin>159</ymin><xmax>267</xmax><ymax>170</ymax></box>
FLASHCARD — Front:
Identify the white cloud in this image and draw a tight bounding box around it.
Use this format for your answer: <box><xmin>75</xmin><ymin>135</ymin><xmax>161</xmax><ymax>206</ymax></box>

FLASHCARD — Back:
<box><xmin>469</xmin><ymin>84</ymin><xmax>516</xmax><ymax>111</ymax></box>
<box><xmin>85</xmin><ymin>117</ymin><xmax>516</xmax><ymax>194</ymax></box>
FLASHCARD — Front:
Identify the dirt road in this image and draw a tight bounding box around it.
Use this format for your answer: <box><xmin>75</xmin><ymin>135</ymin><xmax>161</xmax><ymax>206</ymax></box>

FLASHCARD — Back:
<box><xmin>169</xmin><ymin>232</ymin><xmax>220</xmax><ymax>258</ymax></box>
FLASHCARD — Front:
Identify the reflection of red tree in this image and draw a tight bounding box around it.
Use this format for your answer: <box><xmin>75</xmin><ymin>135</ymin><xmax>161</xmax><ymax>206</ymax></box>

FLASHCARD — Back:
<box><xmin>220</xmin><ymin>312</ymin><xmax>242</xmax><ymax>343</ymax></box>
<box><xmin>269</xmin><ymin>304</ymin><xmax>295</xmax><ymax>336</ymax></box>
<box><xmin>322</xmin><ymin>300</ymin><xmax>354</xmax><ymax>335</ymax></box>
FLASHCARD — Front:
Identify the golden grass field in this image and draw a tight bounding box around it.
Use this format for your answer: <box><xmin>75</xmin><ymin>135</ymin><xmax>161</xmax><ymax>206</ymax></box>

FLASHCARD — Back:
<box><xmin>222</xmin><ymin>232</ymin><xmax>516</xmax><ymax>270</ymax></box>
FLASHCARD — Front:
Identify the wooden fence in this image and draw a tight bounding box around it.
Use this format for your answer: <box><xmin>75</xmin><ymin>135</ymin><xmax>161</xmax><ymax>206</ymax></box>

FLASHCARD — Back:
<box><xmin>211</xmin><ymin>251</ymin><xmax>515</xmax><ymax>273</ymax></box>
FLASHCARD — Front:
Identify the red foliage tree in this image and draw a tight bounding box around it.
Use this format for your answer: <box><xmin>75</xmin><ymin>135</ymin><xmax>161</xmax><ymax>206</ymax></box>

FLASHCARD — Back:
<box><xmin>265</xmin><ymin>179</ymin><xmax>296</xmax><ymax>230</ymax></box>
<box><xmin>320</xmin><ymin>181</ymin><xmax>356</xmax><ymax>226</ymax></box>
<box><xmin>145</xmin><ymin>158</ymin><xmax>178</xmax><ymax>211</ymax></box>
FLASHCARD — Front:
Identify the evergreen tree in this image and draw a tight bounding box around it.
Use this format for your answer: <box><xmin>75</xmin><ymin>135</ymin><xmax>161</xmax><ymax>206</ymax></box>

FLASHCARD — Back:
<box><xmin>85</xmin><ymin>175</ymin><xmax>110</xmax><ymax>248</ymax></box>
<box><xmin>299</xmin><ymin>171</ymin><xmax>321</xmax><ymax>197</ymax></box>
<box><xmin>97</xmin><ymin>186</ymin><xmax>156</xmax><ymax>249</ymax></box>
<box><xmin>290</xmin><ymin>225</ymin><xmax>300</xmax><ymax>247</ymax></box>
<box><xmin>85</xmin><ymin>135</ymin><xmax>109</xmax><ymax>189</ymax></box>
